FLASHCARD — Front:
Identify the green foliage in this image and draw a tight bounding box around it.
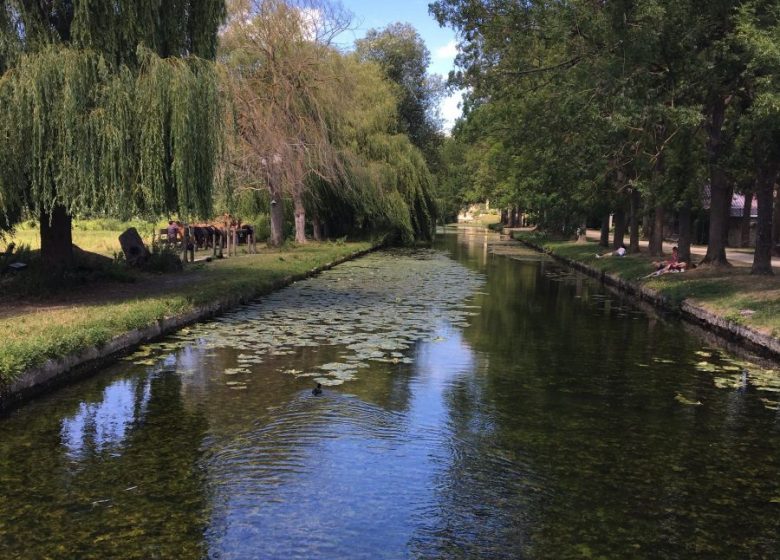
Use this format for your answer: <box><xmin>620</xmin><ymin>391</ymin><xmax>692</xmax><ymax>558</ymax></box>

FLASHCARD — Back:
<box><xmin>0</xmin><ymin>1</ymin><xmax>225</xmax><ymax>240</ymax></box>
<box><xmin>431</xmin><ymin>0</ymin><xmax>780</xmax><ymax>259</ymax></box>
<box><xmin>0</xmin><ymin>46</ymin><xmax>222</xmax><ymax>224</ymax></box>
<box><xmin>143</xmin><ymin>243</ymin><xmax>184</xmax><ymax>274</ymax></box>
<box><xmin>355</xmin><ymin>22</ymin><xmax>444</xmax><ymax>164</ymax></box>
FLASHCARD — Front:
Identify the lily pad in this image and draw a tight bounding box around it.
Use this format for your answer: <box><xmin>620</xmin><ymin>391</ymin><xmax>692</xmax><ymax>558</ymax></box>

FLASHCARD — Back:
<box><xmin>177</xmin><ymin>250</ymin><xmax>485</xmax><ymax>387</ymax></box>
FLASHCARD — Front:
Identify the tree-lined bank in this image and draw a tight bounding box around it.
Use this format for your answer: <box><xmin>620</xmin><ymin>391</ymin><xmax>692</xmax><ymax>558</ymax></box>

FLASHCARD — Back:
<box><xmin>432</xmin><ymin>0</ymin><xmax>780</xmax><ymax>275</ymax></box>
<box><xmin>1</xmin><ymin>0</ymin><xmax>441</xmax><ymax>271</ymax></box>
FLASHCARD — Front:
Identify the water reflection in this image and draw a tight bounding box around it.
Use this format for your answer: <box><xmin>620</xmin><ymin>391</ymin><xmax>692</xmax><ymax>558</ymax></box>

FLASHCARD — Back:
<box><xmin>0</xmin><ymin>369</ymin><xmax>210</xmax><ymax>559</ymax></box>
<box><xmin>202</xmin><ymin>325</ymin><xmax>478</xmax><ymax>559</ymax></box>
<box><xmin>0</xmin><ymin>230</ymin><xmax>778</xmax><ymax>559</ymax></box>
<box><xmin>61</xmin><ymin>378</ymin><xmax>151</xmax><ymax>459</ymax></box>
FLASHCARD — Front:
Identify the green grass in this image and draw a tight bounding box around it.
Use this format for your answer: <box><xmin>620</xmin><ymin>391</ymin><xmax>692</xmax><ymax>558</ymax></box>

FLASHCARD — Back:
<box><xmin>0</xmin><ymin>241</ymin><xmax>372</xmax><ymax>384</ymax></box>
<box><xmin>513</xmin><ymin>231</ymin><xmax>780</xmax><ymax>338</ymax></box>
<box><xmin>4</xmin><ymin>219</ymin><xmax>165</xmax><ymax>257</ymax></box>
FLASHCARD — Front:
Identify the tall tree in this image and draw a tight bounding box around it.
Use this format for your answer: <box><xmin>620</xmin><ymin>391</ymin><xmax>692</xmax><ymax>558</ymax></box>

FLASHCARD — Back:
<box><xmin>734</xmin><ymin>1</ymin><xmax>780</xmax><ymax>275</ymax></box>
<box><xmin>355</xmin><ymin>22</ymin><xmax>444</xmax><ymax>165</ymax></box>
<box><xmin>221</xmin><ymin>0</ymin><xmax>351</xmax><ymax>245</ymax></box>
<box><xmin>0</xmin><ymin>0</ymin><xmax>225</xmax><ymax>267</ymax></box>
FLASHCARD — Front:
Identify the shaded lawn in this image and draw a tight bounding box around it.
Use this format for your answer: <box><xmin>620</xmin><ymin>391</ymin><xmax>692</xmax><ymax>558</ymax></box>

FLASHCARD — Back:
<box><xmin>513</xmin><ymin>231</ymin><xmax>780</xmax><ymax>338</ymax></box>
<box><xmin>0</xmin><ymin>242</ymin><xmax>372</xmax><ymax>384</ymax></box>
<box><xmin>4</xmin><ymin>220</ymin><xmax>164</xmax><ymax>257</ymax></box>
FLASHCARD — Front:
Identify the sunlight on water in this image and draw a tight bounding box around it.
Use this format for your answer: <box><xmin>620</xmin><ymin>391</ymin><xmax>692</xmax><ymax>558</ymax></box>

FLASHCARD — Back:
<box><xmin>0</xmin><ymin>231</ymin><xmax>778</xmax><ymax>559</ymax></box>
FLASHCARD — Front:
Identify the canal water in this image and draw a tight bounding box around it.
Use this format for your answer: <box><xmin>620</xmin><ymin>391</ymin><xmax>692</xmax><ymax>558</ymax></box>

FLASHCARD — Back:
<box><xmin>1</xmin><ymin>229</ymin><xmax>778</xmax><ymax>559</ymax></box>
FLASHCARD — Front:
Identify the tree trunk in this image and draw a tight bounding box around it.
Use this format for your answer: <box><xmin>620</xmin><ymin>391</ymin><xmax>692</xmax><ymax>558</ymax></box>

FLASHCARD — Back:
<box><xmin>773</xmin><ymin>184</ymin><xmax>780</xmax><ymax>256</ymax></box>
<box><xmin>40</xmin><ymin>205</ymin><xmax>73</xmax><ymax>269</ymax></box>
<box><xmin>599</xmin><ymin>214</ymin><xmax>610</xmax><ymax>247</ymax></box>
<box><xmin>678</xmin><ymin>201</ymin><xmax>692</xmax><ymax>264</ymax></box>
<box><xmin>723</xmin><ymin>183</ymin><xmax>734</xmax><ymax>247</ymax></box>
<box><xmin>312</xmin><ymin>214</ymin><xmax>323</xmax><ymax>241</ymax></box>
<box><xmin>649</xmin><ymin>204</ymin><xmax>665</xmax><ymax>257</ymax></box>
<box><xmin>641</xmin><ymin>213</ymin><xmax>651</xmax><ymax>240</ymax></box>
<box><xmin>182</xmin><ymin>226</ymin><xmax>191</xmax><ymax>263</ymax></box>
<box><xmin>500</xmin><ymin>208</ymin><xmax>508</xmax><ymax>225</ymax></box>
<box><xmin>752</xmin><ymin>168</ymin><xmax>776</xmax><ymax>275</ymax></box>
<box><xmin>629</xmin><ymin>189</ymin><xmax>640</xmax><ymax>254</ymax></box>
<box><xmin>612</xmin><ymin>208</ymin><xmax>626</xmax><ymax>249</ymax></box>
<box><xmin>269</xmin><ymin>188</ymin><xmax>284</xmax><ymax>247</ymax></box>
<box><xmin>702</xmin><ymin>97</ymin><xmax>730</xmax><ymax>266</ymax></box>
<box><xmin>293</xmin><ymin>191</ymin><xmax>306</xmax><ymax>244</ymax></box>
<box><xmin>741</xmin><ymin>190</ymin><xmax>753</xmax><ymax>247</ymax></box>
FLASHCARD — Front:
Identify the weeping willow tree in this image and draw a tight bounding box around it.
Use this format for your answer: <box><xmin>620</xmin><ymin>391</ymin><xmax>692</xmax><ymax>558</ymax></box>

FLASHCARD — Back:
<box><xmin>305</xmin><ymin>54</ymin><xmax>436</xmax><ymax>244</ymax></box>
<box><xmin>220</xmin><ymin>0</ymin><xmax>435</xmax><ymax>246</ymax></box>
<box><xmin>0</xmin><ymin>1</ymin><xmax>224</xmax><ymax>267</ymax></box>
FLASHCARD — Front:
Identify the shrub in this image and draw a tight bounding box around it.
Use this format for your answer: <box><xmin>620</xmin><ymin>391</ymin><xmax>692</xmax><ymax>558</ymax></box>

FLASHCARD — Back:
<box><xmin>143</xmin><ymin>242</ymin><xmax>183</xmax><ymax>273</ymax></box>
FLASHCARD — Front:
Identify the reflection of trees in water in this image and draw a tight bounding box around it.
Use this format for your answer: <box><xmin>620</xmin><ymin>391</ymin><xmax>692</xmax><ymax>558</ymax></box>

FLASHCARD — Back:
<box><xmin>448</xmin><ymin>234</ymin><xmax>780</xmax><ymax>557</ymax></box>
<box><xmin>0</xmin><ymin>371</ymin><xmax>209</xmax><ymax>559</ymax></box>
<box><xmin>61</xmin><ymin>378</ymin><xmax>152</xmax><ymax>458</ymax></box>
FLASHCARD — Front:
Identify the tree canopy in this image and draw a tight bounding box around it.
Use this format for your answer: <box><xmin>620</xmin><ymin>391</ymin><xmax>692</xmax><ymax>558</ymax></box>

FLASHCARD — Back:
<box><xmin>0</xmin><ymin>1</ymin><xmax>225</xmax><ymax>265</ymax></box>
<box><xmin>220</xmin><ymin>0</ymin><xmax>436</xmax><ymax>246</ymax></box>
<box><xmin>355</xmin><ymin>22</ymin><xmax>445</xmax><ymax>166</ymax></box>
<box><xmin>431</xmin><ymin>0</ymin><xmax>780</xmax><ymax>273</ymax></box>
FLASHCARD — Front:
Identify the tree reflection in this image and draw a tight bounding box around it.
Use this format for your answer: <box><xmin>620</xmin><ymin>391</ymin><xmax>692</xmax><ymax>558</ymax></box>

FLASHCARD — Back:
<box><xmin>443</xmin><ymin>230</ymin><xmax>780</xmax><ymax>558</ymax></box>
<box><xmin>0</xmin><ymin>369</ymin><xmax>209</xmax><ymax>559</ymax></box>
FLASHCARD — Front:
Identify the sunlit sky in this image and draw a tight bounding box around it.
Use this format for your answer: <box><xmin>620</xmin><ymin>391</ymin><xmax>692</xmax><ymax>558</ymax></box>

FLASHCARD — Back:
<box><xmin>336</xmin><ymin>0</ymin><xmax>463</xmax><ymax>132</ymax></box>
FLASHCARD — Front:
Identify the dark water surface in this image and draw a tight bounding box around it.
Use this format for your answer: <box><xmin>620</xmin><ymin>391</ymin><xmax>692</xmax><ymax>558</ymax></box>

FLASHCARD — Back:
<box><xmin>1</xmin><ymin>229</ymin><xmax>779</xmax><ymax>559</ymax></box>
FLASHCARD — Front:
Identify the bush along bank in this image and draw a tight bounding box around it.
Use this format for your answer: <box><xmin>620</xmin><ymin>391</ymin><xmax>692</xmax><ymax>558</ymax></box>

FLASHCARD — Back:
<box><xmin>513</xmin><ymin>232</ymin><xmax>780</xmax><ymax>360</ymax></box>
<box><xmin>0</xmin><ymin>242</ymin><xmax>375</xmax><ymax>411</ymax></box>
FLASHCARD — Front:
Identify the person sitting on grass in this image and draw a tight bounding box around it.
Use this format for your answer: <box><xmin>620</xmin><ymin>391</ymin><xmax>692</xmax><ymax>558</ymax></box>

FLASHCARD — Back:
<box><xmin>596</xmin><ymin>244</ymin><xmax>626</xmax><ymax>259</ymax></box>
<box><xmin>651</xmin><ymin>246</ymin><xmax>687</xmax><ymax>271</ymax></box>
<box><xmin>645</xmin><ymin>246</ymin><xmax>688</xmax><ymax>277</ymax></box>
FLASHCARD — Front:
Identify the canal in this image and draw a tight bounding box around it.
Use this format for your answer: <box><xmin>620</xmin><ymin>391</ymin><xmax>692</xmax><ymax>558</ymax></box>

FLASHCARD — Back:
<box><xmin>0</xmin><ymin>228</ymin><xmax>778</xmax><ymax>559</ymax></box>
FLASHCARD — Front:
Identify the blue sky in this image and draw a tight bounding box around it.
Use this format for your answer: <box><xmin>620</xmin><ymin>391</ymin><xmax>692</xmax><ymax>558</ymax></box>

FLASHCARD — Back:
<box><xmin>336</xmin><ymin>0</ymin><xmax>463</xmax><ymax>130</ymax></box>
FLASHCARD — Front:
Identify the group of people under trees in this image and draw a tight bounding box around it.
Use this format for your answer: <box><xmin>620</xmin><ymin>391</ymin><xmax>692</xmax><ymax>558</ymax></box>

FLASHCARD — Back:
<box><xmin>596</xmin><ymin>245</ymin><xmax>688</xmax><ymax>278</ymax></box>
<box><xmin>163</xmin><ymin>214</ymin><xmax>256</xmax><ymax>256</ymax></box>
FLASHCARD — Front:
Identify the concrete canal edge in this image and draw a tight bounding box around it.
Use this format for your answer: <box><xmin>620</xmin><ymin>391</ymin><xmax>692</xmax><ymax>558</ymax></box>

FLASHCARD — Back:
<box><xmin>0</xmin><ymin>245</ymin><xmax>379</xmax><ymax>412</ymax></box>
<box><xmin>516</xmin><ymin>238</ymin><xmax>780</xmax><ymax>361</ymax></box>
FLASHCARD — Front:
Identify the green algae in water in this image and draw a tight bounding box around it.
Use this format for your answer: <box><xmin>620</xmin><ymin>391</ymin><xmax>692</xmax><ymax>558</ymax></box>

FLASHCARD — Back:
<box><xmin>179</xmin><ymin>250</ymin><xmax>485</xmax><ymax>385</ymax></box>
<box><xmin>2</xmin><ymin>234</ymin><xmax>780</xmax><ymax>559</ymax></box>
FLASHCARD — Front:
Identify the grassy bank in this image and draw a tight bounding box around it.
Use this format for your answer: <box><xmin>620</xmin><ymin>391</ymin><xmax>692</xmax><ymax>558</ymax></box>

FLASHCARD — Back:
<box><xmin>0</xmin><ymin>241</ymin><xmax>372</xmax><ymax>384</ymax></box>
<box><xmin>4</xmin><ymin>219</ymin><xmax>165</xmax><ymax>257</ymax></box>
<box><xmin>513</xmin><ymin>231</ymin><xmax>780</xmax><ymax>338</ymax></box>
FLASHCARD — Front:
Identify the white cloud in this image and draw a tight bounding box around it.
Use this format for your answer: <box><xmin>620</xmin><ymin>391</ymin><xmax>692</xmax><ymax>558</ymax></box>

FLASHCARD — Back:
<box><xmin>434</xmin><ymin>40</ymin><xmax>458</xmax><ymax>61</ymax></box>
